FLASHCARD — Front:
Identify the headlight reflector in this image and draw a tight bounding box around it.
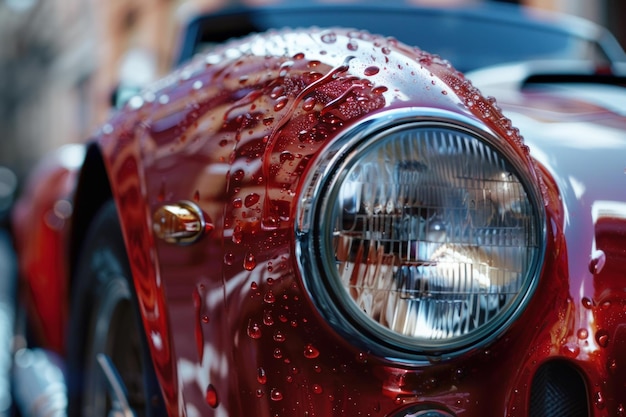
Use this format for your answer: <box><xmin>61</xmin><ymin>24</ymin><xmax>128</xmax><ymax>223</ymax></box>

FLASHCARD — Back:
<box><xmin>298</xmin><ymin>114</ymin><xmax>544</xmax><ymax>358</ymax></box>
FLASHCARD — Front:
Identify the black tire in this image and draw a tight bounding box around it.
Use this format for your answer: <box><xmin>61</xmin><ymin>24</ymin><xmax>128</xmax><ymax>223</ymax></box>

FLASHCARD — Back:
<box><xmin>67</xmin><ymin>200</ymin><xmax>165</xmax><ymax>417</ymax></box>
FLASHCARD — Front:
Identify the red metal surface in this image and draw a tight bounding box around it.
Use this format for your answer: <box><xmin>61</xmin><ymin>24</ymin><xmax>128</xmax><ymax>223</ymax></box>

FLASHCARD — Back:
<box><xmin>12</xmin><ymin>147</ymin><xmax>81</xmax><ymax>354</ymax></box>
<box><xmin>12</xmin><ymin>24</ymin><xmax>626</xmax><ymax>417</ymax></box>
<box><xmin>498</xmin><ymin>89</ymin><xmax>626</xmax><ymax>416</ymax></box>
<box><xmin>94</xmin><ymin>28</ymin><xmax>567</xmax><ymax>416</ymax></box>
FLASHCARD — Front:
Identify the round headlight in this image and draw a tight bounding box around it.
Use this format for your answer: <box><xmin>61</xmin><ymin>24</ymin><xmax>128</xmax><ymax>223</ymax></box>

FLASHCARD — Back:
<box><xmin>297</xmin><ymin>110</ymin><xmax>544</xmax><ymax>360</ymax></box>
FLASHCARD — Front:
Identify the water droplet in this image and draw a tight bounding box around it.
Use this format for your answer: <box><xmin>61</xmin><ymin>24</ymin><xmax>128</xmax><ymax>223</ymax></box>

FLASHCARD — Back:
<box><xmin>279</xmin><ymin>61</ymin><xmax>293</xmax><ymax>77</ymax></box>
<box><xmin>270</xmin><ymin>389</ymin><xmax>283</xmax><ymax>401</ymax></box>
<box><xmin>224</xmin><ymin>252</ymin><xmax>234</xmax><ymax>266</ymax></box>
<box><xmin>364</xmin><ymin>66</ymin><xmax>379</xmax><ymax>76</ymax></box>
<box><xmin>193</xmin><ymin>80</ymin><xmax>204</xmax><ymax>90</ymax></box>
<box><xmin>304</xmin><ymin>344</ymin><xmax>320</xmax><ymax>359</ymax></box>
<box><xmin>205</xmin><ymin>384</ymin><xmax>219</xmax><ymax>408</ymax></box>
<box><xmin>232</xmin><ymin>169</ymin><xmax>245</xmax><ymax>182</ymax></box>
<box><xmin>251</xmin><ymin>281</ymin><xmax>258</xmax><ymax>291</ymax></box>
<box><xmin>321</xmin><ymin>31</ymin><xmax>337</xmax><ymax>44</ymax></box>
<box><xmin>589</xmin><ymin>249</ymin><xmax>606</xmax><ymax>274</ymax></box>
<box><xmin>273</xmin><ymin>348</ymin><xmax>283</xmax><ymax>359</ymax></box>
<box><xmin>274</xmin><ymin>96</ymin><xmax>289</xmax><ymax>111</ymax></box>
<box><xmin>232</xmin><ymin>226</ymin><xmax>243</xmax><ymax>244</ymax></box>
<box><xmin>244</xmin><ymin>252</ymin><xmax>257</xmax><ymax>270</ymax></box>
<box><xmin>244</xmin><ymin>193</ymin><xmax>260</xmax><ymax>207</ymax></box>
<box><xmin>582</xmin><ymin>297</ymin><xmax>593</xmax><ymax>309</ymax></box>
<box><xmin>264</xmin><ymin>290</ymin><xmax>276</xmax><ymax>304</ymax></box>
<box><xmin>129</xmin><ymin>96</ymin><xmax>144</xmax><ymax>109</ymax></box>
<box><xmin>232</xmin><ymin>198</ymin><xmax>242</xmax><ymax>208</ymax></box>
<box><xmin>247</xmin><ymin>320</ymin><xmax>262</xmax><ymax>339</ymax></box>
<box><xmin>577</xmin><ymin>329</ymin><xmax>589</xmax><ymax>339</ymax></box>
<box><xmin>356</xmin><ymin>352</ymin><xmax>368</xmax><ymax>363</ymax></box>
<box><xmin>595</xmin><ymin>391</ymin><xmax>606</xmax><ymax>409</ymax></box>
<box><xmin>270</xmin><ymin>85</ymin><xmax>284</xmax><ymax>99</ymax></box>
<box><xmin>274</xmin><ymin>330</ymin><xmax>286</xmax><ymax>342</ymax></box>
<box><xmin>308</xmin><ymin>60</ymin><xmax>320</xmax><ymax>68</ymax></box>
<box><xmin>293</xmin><ymin>52</ymin><xmax>305</xmax><ymax>60</ymax></box>
<box><xmin>261</xmin><ymin>215</ymin><xmax>279</xmax><ymax>230</ymax></box>
<box><xmin>257</xmin><ymin>367</ymin><xmax>267</xmax><ymax>384</ymax></box>
<box><xmin>381</xmin><ymin>46</ymin><xmax>391</xmax><ymax>55</ymax></box>
<box><xmin>302</xmin><ymin>96</ymin><xmax>316</xmax><ymax>111</ymax></box>
<box><xmin>372</xmin><ymin>86</ymin><xmax>388</xmax><ymax>95</ymax></box>
<box><xmin>596</xmin><ymin>329</ymin><xmax>610</xmax><ymax>347</ymax></box>
<box><xmin>347</xmin><ymin>40</ymin><xmax>358</xmax><ymax>51</ymax></box>
<box><xmin>312</xmin><ymin>384</ymin><xmax>323</xmax><ymax>394</ymax></box>
<box><xmin>158</xmin><ymin>94</ymin><xmax>170</xmax><ymax>105</ymax></box>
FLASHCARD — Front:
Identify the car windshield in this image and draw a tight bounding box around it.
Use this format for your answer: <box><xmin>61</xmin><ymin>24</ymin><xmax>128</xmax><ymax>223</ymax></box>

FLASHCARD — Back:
<box><xmin>180</xmin><ymin>4</ymin><xmax>620</xmax><ymax>72</ymax></box>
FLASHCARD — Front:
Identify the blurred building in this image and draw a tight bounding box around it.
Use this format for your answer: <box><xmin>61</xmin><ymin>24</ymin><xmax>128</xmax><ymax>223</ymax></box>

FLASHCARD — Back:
<box><xmin>0</xmin><ymin>0</ymin><xmax>99</xmax><ymax>181</ymax></box>
<box><xmin>0</xmin><ymin>0</ymin><xmax>624</xmax><ymax>183</ymax></box>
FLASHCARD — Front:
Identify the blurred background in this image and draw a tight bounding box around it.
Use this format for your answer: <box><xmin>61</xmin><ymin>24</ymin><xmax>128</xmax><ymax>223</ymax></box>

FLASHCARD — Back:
<box><xmin>0</xmin><ymin>0</ymin><xmax>625</xmax><ymax>184</ymax></box>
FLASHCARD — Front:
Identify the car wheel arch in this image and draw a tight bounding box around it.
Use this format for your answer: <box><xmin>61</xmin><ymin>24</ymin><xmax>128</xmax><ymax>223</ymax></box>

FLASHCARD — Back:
<box><xmin>68</xmin><ymin>139</ymin><xmax>181</xmax><ymax>415</ymax></box>
<box><xmin>69</xmin><ymin>142</ymin><xmax>113</xmax><ymax>285</ymax></box>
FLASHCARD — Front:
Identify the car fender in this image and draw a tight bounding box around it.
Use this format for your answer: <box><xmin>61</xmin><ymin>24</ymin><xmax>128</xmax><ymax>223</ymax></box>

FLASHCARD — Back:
<box><xmin>91</xmin><ymin>28</ymin><xmax>546</xmax><ymax>416</ymax></box>
<box><xmin>12</xmin><ymin>144</ymin><xmax>85</xmax><ymax>354</ymax></box>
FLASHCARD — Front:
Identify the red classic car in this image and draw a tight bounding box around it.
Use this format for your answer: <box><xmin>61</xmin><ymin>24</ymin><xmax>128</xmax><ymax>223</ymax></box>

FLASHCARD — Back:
<box><xmin>8</xmin><ymin>2</ymin><xmax>626</xmax><ymax>417</ymax></box>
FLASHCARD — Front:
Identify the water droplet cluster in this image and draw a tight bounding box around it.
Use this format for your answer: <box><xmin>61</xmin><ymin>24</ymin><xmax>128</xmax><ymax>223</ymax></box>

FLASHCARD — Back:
<box><xmin>119</xmin><ymin>25</ymin><xmax>563</xmax><ymax>417</ymax></box>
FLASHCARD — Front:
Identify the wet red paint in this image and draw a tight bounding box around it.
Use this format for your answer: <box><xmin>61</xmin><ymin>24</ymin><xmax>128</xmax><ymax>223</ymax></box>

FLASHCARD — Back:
<box><xmin>11</xmin><ymin>153</ymin><xmax>77</xmax><ymax>353</ymax></box>
<box><xmin>95</xmin><ymin>28</ymin><xmax>578</xmax><ymax>416</ymax></box>
<box><xmin>107</xmin><ymin>26</ymin><xmax>534</xmax><ymax>415</ymax></box>
<box><xmin>12</xmin><ymin>23</ymin><xmax>626</xmax><ymax>417</ymax></box>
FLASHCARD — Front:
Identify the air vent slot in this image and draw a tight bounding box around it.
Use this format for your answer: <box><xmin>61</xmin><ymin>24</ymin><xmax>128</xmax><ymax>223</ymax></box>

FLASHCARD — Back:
<box><xmin>529</xmin><ymin>361</ymin><xmax>588</xmax><ymax>417</ymax></box>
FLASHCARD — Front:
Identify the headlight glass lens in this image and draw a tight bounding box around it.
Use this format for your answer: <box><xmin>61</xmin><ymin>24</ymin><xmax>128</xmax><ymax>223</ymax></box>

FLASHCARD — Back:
<box><xmin>317</xmin><ymin>124</ymin><xmax>541</xmax><ymax>352</ymax></box>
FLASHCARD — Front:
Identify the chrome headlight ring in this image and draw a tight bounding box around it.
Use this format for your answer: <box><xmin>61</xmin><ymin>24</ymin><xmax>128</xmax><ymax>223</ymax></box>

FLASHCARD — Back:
<box><xmin>296</xmin><ymin>108</ymin><xmax>546</xmax><ymax>363</ymax></box>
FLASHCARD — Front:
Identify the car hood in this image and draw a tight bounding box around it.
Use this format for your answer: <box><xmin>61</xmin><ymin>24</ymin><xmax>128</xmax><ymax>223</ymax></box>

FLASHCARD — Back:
<box><xmin>473</xmin><ymin>76</ymin><xmax>626</xmax><ymax>302</ymax></box>
<box><xmin>470</xmin><ymin>70</ymin><xmax>626</xmax><ymax>201</ymax></box>
<box><xmin>478</xmin><ymin>81</ymin><xmax>626</xmax><ymax>204</ymax></box>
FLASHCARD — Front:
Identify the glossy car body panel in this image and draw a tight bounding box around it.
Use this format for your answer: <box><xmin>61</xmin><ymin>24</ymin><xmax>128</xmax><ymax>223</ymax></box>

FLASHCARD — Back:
<box><xmin>12</xmin><ymin>145</ymin><xmax>85</xmax><ymax>353</ymax></box>
<box><xmin>510</xmin><ymin>85</ymin><xmax>626</xmax><ymax>402</ymax></box>
<box><xmin>10</xmin><ymin>4</ymin><xmax>626</xmax><ymax>417</ymax></box>
<box><xmin>95</xmin><ymin>28</ymin><xmax>552</xmax><ymax>416</ymax></box>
